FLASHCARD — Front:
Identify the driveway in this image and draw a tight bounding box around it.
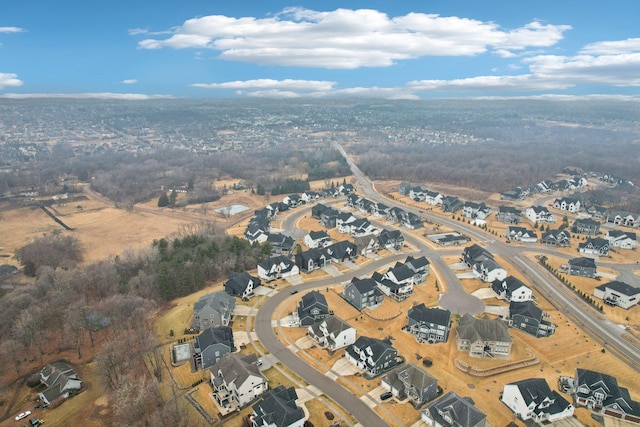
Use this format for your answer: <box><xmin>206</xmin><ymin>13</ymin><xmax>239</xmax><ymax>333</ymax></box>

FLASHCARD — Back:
<box><xmin>330</xmin><ymin>358</ymin><xmax>362</xmax><ymax>377</ymax></box>
<box><xmin>472</xmin><ymin>288</ymin><xmax>498</xmax><ymax>300</ymax></box>
<box><xmin>285</xmin><ymin>274</ymin><xmax>303</xmax><ymax>285</ymax></box>
<box><xmin>322</xmin><ymin>265</ymin><xmax>342</xmax><ymax>277</ymax></box>
<box><xmin>456</xmin><ymin>272</ymin><xmax>477</xmax><ymax>279</ymax></box>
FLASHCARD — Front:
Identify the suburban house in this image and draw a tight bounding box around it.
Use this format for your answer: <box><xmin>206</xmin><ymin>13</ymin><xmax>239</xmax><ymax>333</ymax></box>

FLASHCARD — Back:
<box><xmin>401</xmin><ymin>211</ymin><xmax>424</xmax><ymax>229</ymax></box>
<box><xmin>462</xmin><ymin>202</ymin><xmax>491</xmax><ymax>220</ymax></box>
<box><xmin>388</xmin><ymin>206</ymin><xmax>406</xmax><ymax>223</ymax></box>
<box><xmin>502</xmin><ymin>378</ymin><xmax>574</xmax><ymax>423</ymax></box>
<box><xmin>541</xmin><ymin>229</ymin><xmax>571</xmax><ymax>247</ymax></box>
<box><xmin>266</xmin><ymin>234</ymin><xmax>297</xmax><ymax>256</ymax></box>
<box><xmin>537</xmin><ymin>179</ymin><xmax>555</xmax><ymax>193</ymax></box>
<box><xmin>295</xmin><ymin>248</ymin><xmax>329</xmax><ymax>273</ymax></box>
<box><xmin>371</xmin><ymin>202</ymin><xmax>390</xmax><ymax>217</ymax></box>
<box><xmin>296</xmin><ymin>290</ymin><xmax>331</xmax><ymax>326</ymax></box>
<box><xmin>497</xmin><ymin>206</ymin><xmax>522</xmax><ymax>224</ymax></box>
<box><xmin>282</xmin><ymin>193</ymin><xmax>304</xmax><ymax>208</ymax></box>
<box><xmin>473</xmin><ymin>258</ymin><xmax>507</xmax><ymax>283</ymax></box>
<box><xmin>500</xmin><ymin>187</ymin><xmax>529</xmax><ymax>201</ymax></box>
<box><xmin>407</xmin><ymin>303</ymin><xmax>452</xmax><ymax>344</ymax></box>
<box><xmin>38</xmin><ymin>361</ymin><xmax>82</xmax><ymax>405</ymax></box>
<box><xmin>210</xmin><ymin>353</ymin><xmax>268</xmax><ymax>411</ymax></box>
<box><xmin>573</xmin><ymin>218</ymin><xmax>601</xmax><ymax>235</ymax></box>
<box><xmin>442</xmin><ymin>196</ymin><xmax>464</xmax><ymax>213</ymax></box>
<box><xmin>376</xmin><ymin>229</ymin><xmax>404</xmax><ymax>250</ymax></box>
<box><xmin>455</xmin><ymin>313</ymin><xmax>512</xmax><ymax>359</ymax></box>
<box><xmin>425</xmin><ymin>190</ymin><xmax>444</xmax><ymax>206</ymax></box>
<box><xmin>572</xmin><ymin>368</ymin><xmax>640</xmax><ymax>424</ymax></box>
<box><xmin>245</xmin><ymin>222</ymin><xmax>269</xmax><ymax>245</ymax></box>
<box><xmin>307</xmin><ymin>316</ymin><xmax>356</xmax><ymax>351</ymax></box>
<box><xmin>250</xmin><ymin>385</ymin><xmax>305</xmax><ymax>427</ymax></box>
<box><xmin>399</xmin><ymin>182</ymin><xmax>414</xmax><ymax>196</ymax></box>
<box><xmin>345</xmin><ymin>336</ymin><xmax>399</xmax><ymax>377</ymax></box>
<box><xmin>336</xmin><ymin>212</ymin><xmax>358</xmax><ymax>233</ymax></box>
<box><xmin>525</xmin><ymin>206</ymin><xmax>555</xmax><ymax>224</ymax></box>
<box><xmin>342</xmin><ymin>277</ymin><xmax>384</xmax><ymax>311</ymax></box>
<box><xmin>491</xmin><ymin>276</ymin><xmax>533</xmax><ymax>302</ymax></box>
<box><xmin>605</xmin><ymin>229</ymin><xmax>637</xmax><ymax>249</ymax></box>
<box><xmin>421</xmin><ymin>391</ymin><xmax>488</xmax><ymax>427</ymax></box>
<box><xmin>300</xmin><ymin>191</ymin><xmax>318</xmax><ymax>203</ymax></box>
<box><xmin>553</xmin><ymin>197</ymin><xmax>581</xmax><ymax>213</ymax></box>
<box><xmin>193</xmin><ymin>326</ymin><xmax>235</xmax><ymax>370</ymax></box>
<box><xmin>462</xmin><ymin>244</ymin><xmax>493</xmax><ymax>267</ymax></box>
<box><xmin>586</xmin><ymin>205</ymin><xmax>608</xmax><ymax>220</ymax></box>
<box><xmin>349</xmin><ymin>217</ymin><xmax>378</xmax><ymax>237</ymax></box>
<box><xmin>353</xmin><ymin>234</ymin><xmax>380</xmax><ymax>255</ymax></box>
<box><xmin>311</xmin><ymin>203</ymin><xmax>330</xmax><ymax>219</ymax></box>
<box><xmin>193</xmin><ymin>291</ymin><xmax>236</xmax><ymax>330</ymax></box>
<box><xmin>410</xmin><ymin>185</ymin><xmax>428</xmax><ymax>201</ymax></box>
<box><xmin>257</xmin><ymin>256</ymin><xmax>299</xmax><ymax>282</ymax></box>
<box><xmin>320</xmin><ymin>207</ymin><xmax>340</xmax><ymax>229</ymax></box>
<box><xmin>323</xmin><ymin>240</ymin><xmax>358</xmax><ymax>264</ymax></box>
<box><xmin>338</xmin><ymin>183</ymin><xmax>355</xmax><ymax>195</ymax></box>
<box><xmin>594</xmin><ymin>281</ymin><xmax>640</xmax><ymax>309</ymax></box>
<box><xmin>224</xmin><ymin>271</ymin><xmax>262</xmax><ymax>299</ymax></box>
<box><xmin>304</xmin><ymin>230</ymin><xmax>331</xmax><ymax>249</ymax></box>
<box><xmin>607</xmin><ymin>211</ymin><xmax>640</xmax><ymax>228</ymax></box>
<box><xmin>568</xmin><ymin>257</ymin><xmax>597</xmax><ymax>278</ymax></box>
<box><xmin>373</xmin><ymin>271</ymin><xmax>415</xmax><ymax>302</ymax></box>
<box><xmin>381</xmin><ymin>363</ymin><xmax>438</xmax><ymax>407</ymax></box>
<box><xmin>508</xmin><ymin>301</ymin><xmax>556</xmax><ymax>337</ymax></box>
<box><xmin>346</xmin><ymin>193</ymin><xmax>361</xmax><ymax>208</ymax></box>
<box><xmin>578</xmin><ymin>237</ymin><xmax>610</xmax><ymax>256</ymax></box>
<box><xmin>506</xmin><ymin>226</ymin><xmax>537</xmax><ymax>243</ymax></box>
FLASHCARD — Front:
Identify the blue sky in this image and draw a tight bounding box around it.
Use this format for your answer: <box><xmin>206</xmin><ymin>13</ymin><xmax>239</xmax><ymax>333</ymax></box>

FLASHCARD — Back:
<box><xmin>1</xmin><ymin>0</ymin><xmax>639</xmax><ymax>99</ymax></box>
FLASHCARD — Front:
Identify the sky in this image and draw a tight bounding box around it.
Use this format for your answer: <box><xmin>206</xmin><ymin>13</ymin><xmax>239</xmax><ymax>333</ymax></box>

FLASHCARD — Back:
<box><xmin>1</xmin><ymin>0</ymin><xmax>640</xmax><ymax>100</ymax></box>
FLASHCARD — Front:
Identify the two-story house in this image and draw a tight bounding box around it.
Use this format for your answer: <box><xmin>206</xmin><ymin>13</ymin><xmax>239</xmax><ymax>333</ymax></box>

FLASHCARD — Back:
<box><xmin>381</xmin><ymin>363</ymin><xmax>438</xmax><ymax>407</ymax></box>
<box><xmin>541</xmin><ymin>229</ymin><xmax>571</xmax><ymax>247</ymax></box>
<box><xmin>257</xmin><ymin>256</ymin><xmax>299</xmax><ymax>282</ymax></box>
<box><xmin>38</xmin><ymin>362</ymin><xmax>82</xmax><ymax>405</ymax></box>
<box><xmin>296</xmin><ymin>290</ymin><xmax>331</xmax><ymax>326</ymax></box>
<box><xmin>553</xmin><ymin>197</ymin><xmax>581</xmax><ymax>213</ymax></box>
<box><xmin>421</xmin><ymin>391</ymin><xmax>488</xmax><ymax>427</ymax></box>
<box><xmin>194</xmin><ymin>326</ymin><xmax>235</xmax><ymax>370</ymax></box>
<box><xmin>193</xmin><ymin>291</ymin><xmax>236</xmax><ymax>331</ymax></box>
<box><xmin>525</xmin><ymin>206</ymin><xmax>555</xmax><ymax>224</ymax></box>
<box><xmin>224</xmin><ymin>271</ymin><xmax>262</xmax><ymax>299</ymax></box>
<box><xmin>407</xmin><ymin>303</ymin><xmax>452</xmax><ymax>344</ymax></box>
<box><xmin>502</xmin><ymin>378</ymin><xmax>574</xmax><ymax>423</ymax></box>
<box><xmin>250</xmin><ymin>385</ymin><xmax>305</xmax><ymax>427</ymax></box>
<box><xmin>578</xmin><ymin>237</ymin><xmax>610</xmax><ymax>256</ymax></box>
<box><xmin>377</xmin><ymin>229</ymin><xmax>405</xmax><ymax>250</ymax></box>
<box><xmin>508</xmin><ymin>301</ymin><xmax>555</xmax><ymax>337</ymax></box>
<box><xmin>342</xmin><ymin>277</ymin><xmax>384</xmax><ymax>311</ymax></box>
<box><xmin>491</xmin><ymin>276</ymin><xmax>533</xmax><ymax>302</ymax></box>
<box><xmin>594</xmin><ymin>281</ymin><xmax>640</xmax><ymax>309</ymax></box>
<box><xmin>304</xmin><ymin>230</ymin><xmax>332</xmax><ymax>249</ymax></box>
<box><xmin>568</xmin><ymin>257</ymin><xmax>597</xmax><ymax>278</ymax></box>
<box><xmin>497</xmin><ymin>206</ymin><xmax>522</xmax><ymax>224</ymax></box>
<box><xmin>506</xmin><ymin>226</ymin><xmax>537</xmax><ymax>243</ymax></box>
<box><xmin>345</xmin><ymin>336</ymin><xmax>399</xmax><ymax>377</ymax></box>
<box><xmin>455</xmin><ymin>313</ymin><xmax>512</xmax><ymax>359</ymax></box>
<box><xmin>572</xmin><ymin>368</ymin><xmax>640</xmax><ymax>423</ymax></box>
<box><xmin>210</xmin><ymin>353</ymin><xmax>268</xmax><ymax>411</ymax></box>
<box><xmin>307</xmin><ymin>316</ymin><xmax>356</xmax><ymax>351</ymax></box>
<box><xmin>605</xmin><ymin>230</ymin><xmax>637</xmax><ymax>250</ymax></box>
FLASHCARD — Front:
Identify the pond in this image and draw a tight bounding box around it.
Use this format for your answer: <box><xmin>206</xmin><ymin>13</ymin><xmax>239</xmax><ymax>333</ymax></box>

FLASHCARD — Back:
<box><xmin>214</xmin><ymin>204</ymin><xmax>249</xmax><ymax>215</ymax></box>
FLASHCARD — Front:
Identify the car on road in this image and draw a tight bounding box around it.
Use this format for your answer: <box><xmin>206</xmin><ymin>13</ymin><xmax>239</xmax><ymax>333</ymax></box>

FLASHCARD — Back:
<box><xmin>15</xmin><ymin>411</ymin><xmax>31</xmax><ymax>421</ymax></box>
<box><xmin>257</xmin><ymin>358</ymin><xmax>263</xmax><ymax>366</ymax></box>
<box><xmin>380</xmin><ymin>391</ymin><xmax>393</xmax><ymax>401</ymax></box>
<box><xmin>290</xmin><ymin>289</ymin><xmax>298</xmax><ymax>294</ymax></box>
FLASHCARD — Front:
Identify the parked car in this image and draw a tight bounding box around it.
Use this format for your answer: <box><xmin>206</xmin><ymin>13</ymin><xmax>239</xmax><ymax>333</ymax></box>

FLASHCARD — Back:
<box><xmin>422</xmin><ymin>358</ymin><xmax>433</xmax><ymax>367</ymax></box>
<box><xmin>290</xmin><ymin>289</ymin><xmax>299</xmax><ymax>294</ymax></box>
<box><xmin>380</xmin><ymin>391</ymin><xmax>393</xmax><ymax>401</ymax></box>
<box><xmin>15</xmin><ymin>411</ymin><xmax>31</xmax><ymax>421</ymax></box>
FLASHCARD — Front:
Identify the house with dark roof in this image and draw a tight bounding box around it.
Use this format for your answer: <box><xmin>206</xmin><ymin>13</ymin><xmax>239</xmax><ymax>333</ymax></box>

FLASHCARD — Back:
<box><xmin>572</xmin><ymin>368</ymin><xmax>640</xmax><ymax>424</ymax></box>
<box><xmin>349</xmin><ymin>217</ymin><xmax>378</xmax><ymax>237</ymax></box>
<box><xmin>462</xmin><ymin>202</ymin><xmax>491</xmax><ymax>221</ymax></box>
<box><xmin>300</xmin><ymin>191</ymin><xmax>318</xmax><ymax>203</ymax></box>
<box><xmin>336</xmin><ymin>212</ymin><xmax>358</xmax><ymax>233</ymax></box>
<box><xmin>353</xmin><ymin>234</ymin><xmax>380</xmax><ymax>255</ymax></box>
<box><xmin>282</xmin><ymin>194</ymin><xmax>304</xmax><ymax>208</ymax></box>
<box><xmin>307</xmin><ymin>316</ymin><xmax>356</xmax><ymax>351</ymax></box>
<box><xmin>251</xmin><ymin>385</ymin><xmax>305</xmax><ymax>427</ymax></box>
<box><xmin>257</xmin><ymin>256</ymin><xmax>299</xmax><ymax>282</ymax></box>
<box><xmin>586</xmin><ymin>205</ymin><xmax>608</xmax><ymax>220</ymax></box>
<box><xmin>578</xmin><ymin>237</ymin><xmax>610</xmax><ymax>256</ymax></box>
<box><xmin>38</xmin><ymin>361</ymin><xmax>82</xmax><ymax>405</ymax></box>
<box><xmin>339</xmin><ymin>183</ymin><xmax>354</xmax><ymax>195</ymax></box>
<box><xmin>473</xmin><ymin>258</ymin><xmax>507</xmax><ymax>283</ymax></box>
<box><xmin>210</xmin><ymin>353</ymin><xmax>268</xmax><ymax>410</ymax></box>
<box><xmin>342</xmin><ymin>277</ymin><xmax>384</xmax><ymax>311</ymax></box>
<box><xmin>491</xmin><ymin>276</ymin><xmax>533</xmax><ymax>302</ymax></box>
<box><xmin>605</xmin><ymin>229</ymin><xmax>637</xmax><ymax>250</ymax></box>
<box><xmin>502</xmin><ymin>378</ymin><xmax>574</xmax><ymax>423</ymax></box>
<box><xmin>553</xmin><ymin>197</ymin><xmax>581</xmax><ymax>213</ymax></box>
<box><xmin>421</xmin><ymin>391</ymin><xmax>488</xmax><ymax>427</ymax></box>
<box><xmin>266</xmin><ymin>233</ymin><xmax>297</xmax><ymax>256</ymax></box>
<box><xmin>525</xmin><ymin>206</ymin><xmax>555</xmax><ymax>224</ymax></box>
<box><xmin>387</xmin><ymin>206</ymin><xmax>406</xmax><ymax>223</ymax></box>
<box><xmin>442</xmin><ymin>196</ymin><xmax>464</xmax><ymax>213</ymax></box>
<box><xmin>508</xmin><ymin>301</ymin><xmax>555</xmax><ymax>337</ymax></box>
<box><xmin>573</xmin><ymin>218</ymin><xmax>601</xmax><ymax>236</ymax></box>
<box><xmin>594</xmin><ymin>281</ymin><xmax>640</xmax><ymax>309</ymax></box>
<box><xmin>497</xmin><ymin>206</ymin><xmax>521</xmax><ymax>224</ymax></box>
<box><xmin>381</xmin><ymin>363</ymin><xmax>438</xmax><ymax>407</ymax></box>
<box><xmin>371</xmin><ymin>202</ymin><xmax>390</xmax><ymax>217</ymax></box>
<box><xmin>462</xmin><ymin>244</ymin><xmax>493</xmax><ymax>267</ymax></box>
<box><xmin>607</xmin><ymin>211</ymin><xmax>640</xmax><ymax>229</ymax></box>
<box><xmin>193</xmin><ymin>291</ymin><xmax>236</xmax><ymax>330</ymax></box>
<box><xmin>303</xmin><ymin>230</ymin><xmax>331</xmax><ymax>249</ymax></box>
<box><xmin>541</xmin><ymin>229</ymin><xmax>571</xmax><ymax>247</ymax></box>
<box><xmin>455</xmin><ymin>313</ymin><xmax>512</xmax><ymax>359</ymax></box>
<box><xmin>425</xmin><ymin>190</ymin><xmax>443</xmax><ymax>206</ymax></box>
<box><xmin>224</xmin><ymin>271</ymin><xmax>262</xmax><ymax>299</ymax></box>
<box><xmin>500</xmin><ymin>187</ymin><xmax>528</xmax><ymax>201</ymax></box>
<box><xmin>377</xmin><ymin>229</ymin><xmax>405</xmax><ymax>250</ymax></box>
<box><xmin>345</xmin><ymin>336</ymin><xmax>399</xmax><ymax>377</ymax></box>
<box><xmin>311</xmin><ymin>203</ymin><xmax>329</xmax><ymax>219</ymax></box>
<box><xmin>410</xmin><ymin>185</ymin><xmax>428</xmax><ymax>201</ymax></box>
<box><xmin>506</xmin><ymin>226</ymin><xmax>537</xmax><ymax>243</ymax></box>
<box><xmin>568</xmin><ymin>257</ymin><xmax>597</xmax><ymax>278</ymax></box>
<box><xmin>320</xmin><ymin>207</ymin><xmax>340</xmax><ymax>229</ymax></box>
<box><xmin>295</xmin><ymin>248</ymin><xmax>329</xmax><ymax>273</ymax></box>
<box><xmin>401</xmin><ymin>211</ymin><xmax>424</xmax><ymax>229</ymax></box>
<box><xmin>399</xmin><ymin>182</ymin><xmax>414</xmax><ymax>196</ymax></box>
<box><xmin>245</xmin><ymin>221</ymin><xmax>270</xmax><ymax>245</ymax></box>
<box><xmin>194</xmin><ymin>326</ymin><xmax>235</xmax><ymax>370</ymax></box>
<box><xmin>323</xmin><ymin>240</ymin><xmax>357</xmax><ymax>263</ymax></box>
<box><xmin>407</xmin><ymin>304</ymin><xmax>452</xmax><ymax>343</ymax></box>
<box><xmin>296</xmin><ymin>291</ymin><xmax>330</xmax><ymax>326</ymax></box>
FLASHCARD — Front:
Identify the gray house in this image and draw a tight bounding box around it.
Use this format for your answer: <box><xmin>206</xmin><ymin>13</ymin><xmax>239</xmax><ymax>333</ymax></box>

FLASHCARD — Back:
<box><xmin>342</xmin><ymin>277</ymin><xmax>384</xmax><ymax>311</ymax></box>
<box><xmin>508</xmin><ymin>301</ymin><xmax>555</xmax><ymax>337</ymax></box>
<box><xmin>497</xmin><ymin>206</ymin><xmax>522</xmax><ymax>224</ymax></box>
<box><xmin>568</xmin><ymin>257</ymin><xmax>597</xmax><ymax>278</ymax></box>
<box><xmin>578</xmin><ymin>237</ymin><xmax>610</xmax><ymax>256</ymax></box>
<box><xmin>38</xmin><ymin>361</ymin><xmax>82</xmax><ymax>405</ymax></box>
<box><xmin>381</xmin><ymin>363</ymin><xmax>438</xmax><ymax>407</ymax></box>
<box><xmin>541</xmin><ymin>229</ymin><xmax>571</xmax><ymax>247</ymax></box>
<box><xmin>193</xmin><ymin>291</ymin><xmax>236</xmax><ymax>331</ymax></box>
<box><xmin>407</xmin><ymin>303</ymin><xmax>452</xmax><ymax>344</ymax></box>
<box><xmin>296</xmin><ymin>290</ymin><xmax>330</xmax><ymax>326</ymax></box>
<box><xmin>573</xmin><ymin>218</ymin><xmax>601</xmax><ymax>235</ymax></box>
<box><xmin>455</xmin><ymin>313</ymin><xmax>512</xmax><ymax>359</ymax></box>
<box><xmin>194</xmin><ymin>326</ymin><xmax>235</xmax><ymax>370</ymax></box>
<box><xmin>251</xmin><ymin>385</ymin><xmax>305</xmax><ymax>427</ymax></box>
<box><xmin>573</xmin><ymin>368</ymin><xmax>640</xmax><ymax>423</ymax></box>
<box><xmin>421</xmin><ymin>391</ymin><xmax>488</xmax><ymax>427</ymax></box>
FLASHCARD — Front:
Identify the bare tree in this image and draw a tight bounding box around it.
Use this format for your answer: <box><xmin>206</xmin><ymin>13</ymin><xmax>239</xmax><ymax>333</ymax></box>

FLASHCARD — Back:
<box><xmin>0</xmin><ymin>338</ymin><xmax>25</xmax><ymax>377</ymax></box>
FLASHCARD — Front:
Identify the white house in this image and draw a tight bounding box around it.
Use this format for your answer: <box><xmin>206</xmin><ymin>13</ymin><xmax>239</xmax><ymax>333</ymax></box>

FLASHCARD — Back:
<box><xmin>304</xmin><ymin>230</ymin><xmax>331</xmax><ymax>249</ymax></box>
<box><xmin>473</xmin><ymin>259</ymin><xmax>507</xmax><ymax>283</ymax></box>
<box><xmin>605</xmin><ymin>230</ymin><xmax>637</xmax><ymax>250</ymax></box>
<box><xmin>210</xmin><ymin>353</ymin><xmax>268</xmax><ymax>410</ymax></box>
<box><xmin>553</xmin><ymin>197</ymin><xmax>581</xmax><ymax>213</ymax></box>
<box><xmin>38</xmin><ymin>362</ymin><xmax>82</xmax><ymax>405</ymax></box>
<box><xmin>424</xmin><ymin>190</ymin><xmax>443</xmax><ymax>206</ymax></box>
<box><xmin>491</xmin><ymin>276</ymin><xmax>533</xmax><ymax>302</ymax></box>
<box><xmin>307</xmin><ymin>316</ymin><xmax>356</xmax><ymax>351</ymax></box>
<box><xmin>525</xmin><ymin>206</ymin><xmax>555</xmax><ymax>224</ymax></box>
<box><xmin>502</xmin><ymin>378</ymin><xmax>574</xmax><ymax>423</ymax></box>
<box><xmin>594</xmin><ymin>281</ymin><xmax>640</xmax><ymax>309</ymax></box>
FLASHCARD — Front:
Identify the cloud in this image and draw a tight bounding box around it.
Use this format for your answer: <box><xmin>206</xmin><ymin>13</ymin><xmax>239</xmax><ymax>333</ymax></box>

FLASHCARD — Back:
<box><xmin>580</xmin><ymin>38</ymin><xmax>640</xmax><ymax>55</ymax></box>
<box><xmin>121</xmin><ymin>79</ymin><xmax>138</xmax><ymax>84</ymax></box>
<box><xmin>408</xmin><ymin>74</ymin><xmax>568</xmax><ymax>93</ymax></box>
<box><xmin>0</xmin><ymin>27</ymin><xmax>24</xmax><ymax>33</ymax></box>
<box><xmin>191</xmin><ymin>78</ymin><xmax>336</xmax><ymax>91</ymax></box>
<box><xmin>0</xmin><ymin>73</ymin><xmax>23</xmax><ymax>90</ymax></box>
<box><xmin>0</xmin><ymin>93</ymin><xmax>173</xmax><ymax>100</ymax></box>
<box><xmin>138</xmin><ymin>8</ymin><xmax>570</xmax><ymax>68</ymax></box>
